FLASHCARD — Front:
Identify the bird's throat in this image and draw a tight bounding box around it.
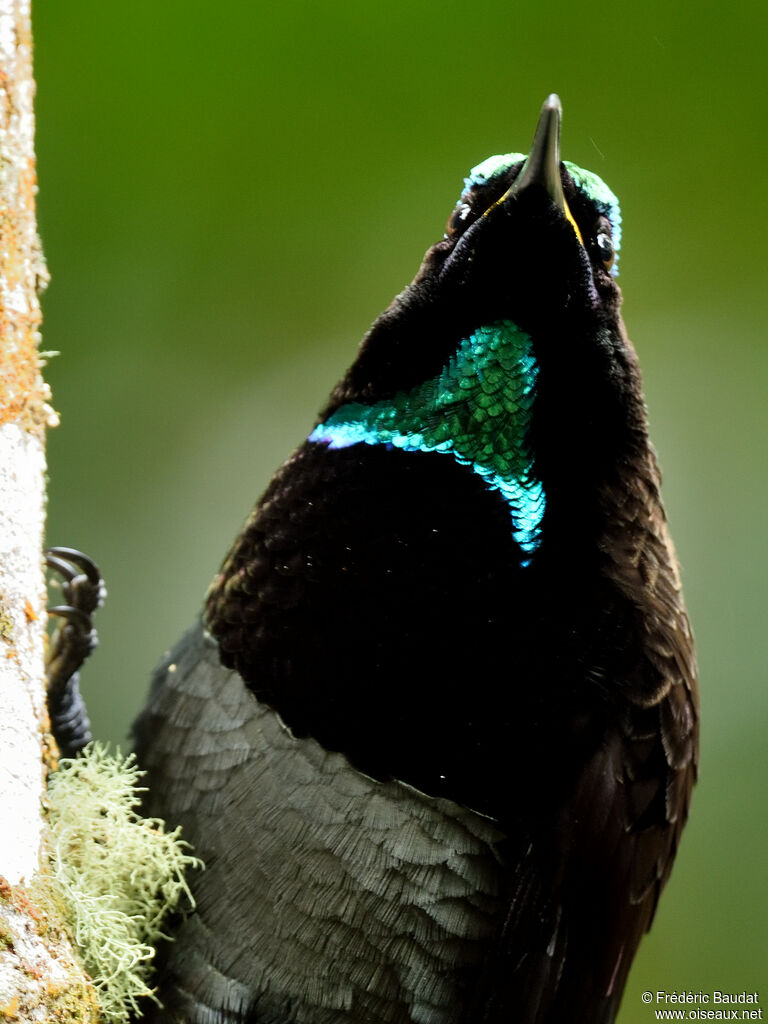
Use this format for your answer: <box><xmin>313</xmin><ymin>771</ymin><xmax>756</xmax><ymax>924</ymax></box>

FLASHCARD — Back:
<box><xmin>310</xmin><ymin>319</ymin><xmax>545</xmax><ymax>558</ymax></box>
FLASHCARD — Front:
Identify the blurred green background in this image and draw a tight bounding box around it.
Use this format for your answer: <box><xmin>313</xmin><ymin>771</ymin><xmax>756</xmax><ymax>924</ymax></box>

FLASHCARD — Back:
<box><xmin>34</xmin><ymin>0</ymin><xmax>766</xmax><ymax>1017</ymax></box>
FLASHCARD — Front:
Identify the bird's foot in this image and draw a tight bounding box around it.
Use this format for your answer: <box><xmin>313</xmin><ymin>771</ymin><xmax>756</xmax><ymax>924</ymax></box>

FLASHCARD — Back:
<box><xmin>45</xmin><ymin>547</ymin><xmax>106</xmax><ymax>757</ymax></box>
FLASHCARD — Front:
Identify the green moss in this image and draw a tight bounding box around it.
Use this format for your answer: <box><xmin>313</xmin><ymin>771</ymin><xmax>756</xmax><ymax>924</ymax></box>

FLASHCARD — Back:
<box><xmin>43</xmin><ymin>743</ymin><xmax>202</xmax><ymax>1023</ymax></box>
<box><xmin>0</xmin><ymin>595</ymin><xmax>13</xmax><ymax>642</ymax></box>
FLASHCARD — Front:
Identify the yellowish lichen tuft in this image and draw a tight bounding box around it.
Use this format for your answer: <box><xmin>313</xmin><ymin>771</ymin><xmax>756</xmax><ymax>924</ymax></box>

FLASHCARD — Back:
<box><xmin>43</xmin><ymin>743</ymin><xmax>202</xmax><ymax>1023</ymax></box>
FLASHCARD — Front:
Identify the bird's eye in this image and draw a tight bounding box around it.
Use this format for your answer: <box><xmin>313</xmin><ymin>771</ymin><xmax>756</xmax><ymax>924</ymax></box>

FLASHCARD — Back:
<box><xmin>446</xmin><ymin>202</ymin><xmax>472</xmax><ymax>237</ymax></box>
<box><xmin>596</xmin><ymin>231</ymin><xmax>615</xmax><ymax>271</ymax></box>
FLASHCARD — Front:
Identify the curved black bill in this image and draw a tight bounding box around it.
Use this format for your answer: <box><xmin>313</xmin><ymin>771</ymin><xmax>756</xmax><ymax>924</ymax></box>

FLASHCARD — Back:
<box><xmin>498</xmin><ymin>94</ymin><xmax>584</xmax><ymax>244</ymax></box>
<box><xmin>510</xmin><ymin>94</ymin><xmax>566</xmax><ymax>209</ymax></box>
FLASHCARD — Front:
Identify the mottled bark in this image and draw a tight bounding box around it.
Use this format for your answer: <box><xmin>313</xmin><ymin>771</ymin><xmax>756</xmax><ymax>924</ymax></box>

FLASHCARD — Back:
<box><xmin>0</xmin><ymin>0</ymin><xmax>53</xmax><ymax>892</ymax></box>
<box><xmin>0</xmin><ymin>3</ymin><xmax>97</xmax><ymax>1017</ymax></box>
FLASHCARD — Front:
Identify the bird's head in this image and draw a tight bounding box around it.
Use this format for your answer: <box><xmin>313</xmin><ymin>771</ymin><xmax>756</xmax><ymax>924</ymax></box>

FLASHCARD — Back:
<box><xmin>327</xmin><ymin>94</ymin><xmax>626</xmax><ymax>410</ymax></box>
<box><xmin>431</xmin><ymin>93</ymin><xmax>622</xmax><ymax>330</ymax></box>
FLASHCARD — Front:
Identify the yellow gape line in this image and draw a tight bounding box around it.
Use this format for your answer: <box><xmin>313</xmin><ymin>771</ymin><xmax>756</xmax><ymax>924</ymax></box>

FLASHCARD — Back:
<box><xmin>563</xmin><ymin>200</ymin><xmax>584</xmax><ymax>246</ymax></box>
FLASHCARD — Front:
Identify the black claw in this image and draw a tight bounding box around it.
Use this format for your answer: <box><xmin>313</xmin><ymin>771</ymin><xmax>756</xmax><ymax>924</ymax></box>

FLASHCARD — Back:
<box><xmin>46</xmin><ymin>604</ymin><xmax>94</xmax><ymax>632</ymax></box>
<box><xmin>46</xmin><ymin>546</ymin><xmax>102</xmax><ymax>586</ymax></box>
<box><xmin>45</xmin><ymin>547</ymin><xmax>105</xmax><ymax>757</ymax></box>
<box><xmin>45</xmin><ymin>547</ymin><xmax>106</xmax><ymax>616</ymax></box>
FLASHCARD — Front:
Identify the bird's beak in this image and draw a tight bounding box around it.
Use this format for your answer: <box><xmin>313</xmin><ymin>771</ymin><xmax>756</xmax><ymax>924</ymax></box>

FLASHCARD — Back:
<box><xmin>494</xmin><ymin>94</ymin><xmax>584</xmax><ymax>246</ymax></box>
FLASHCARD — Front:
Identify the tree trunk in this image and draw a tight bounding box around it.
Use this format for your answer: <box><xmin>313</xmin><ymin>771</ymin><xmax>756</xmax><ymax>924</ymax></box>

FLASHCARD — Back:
<box><xmin>0</xmin><ymin>0</ymin><xmax>52</xmax><ymax>893</ymax></box>
<box><xmin>0</xmin><ymin>2</ymin><xmax>99</xmax><ymax>1017</ymax></box>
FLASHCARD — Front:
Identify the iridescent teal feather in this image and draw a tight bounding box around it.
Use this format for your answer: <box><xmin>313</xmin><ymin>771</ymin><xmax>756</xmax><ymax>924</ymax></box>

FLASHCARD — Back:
<box><xmin>465</xmin><ymin>152</ymin><xmax>528</xmax><ymax>189</ymax></box>
<box><xmin>310</xmin><ymin>320</ymin><xmax>545</xmax><ymax>559</ymax></box>
<box><xmin>563</xmin><ymin>161</ymin><xmax>622</xmax><ymax>257</ymax></box>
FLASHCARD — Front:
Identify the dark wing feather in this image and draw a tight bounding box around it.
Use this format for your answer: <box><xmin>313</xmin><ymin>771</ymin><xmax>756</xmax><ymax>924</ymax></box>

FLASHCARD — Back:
<box><xmin>134</xmin><ymin>624</ymin><xmax>509</xmax><ymax>1024</ymax></box>
<box><xmin>463</xmin><ymin>696</ymin><xmax>696</xmax><ymax>1023</ymax></box>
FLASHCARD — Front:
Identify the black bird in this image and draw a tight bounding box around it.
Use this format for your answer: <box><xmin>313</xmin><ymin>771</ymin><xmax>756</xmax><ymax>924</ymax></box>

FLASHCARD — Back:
<box><xmin>133</xmin><ymin>95</ymin><xmax>698</xmax><ymax>1024</ymax></box>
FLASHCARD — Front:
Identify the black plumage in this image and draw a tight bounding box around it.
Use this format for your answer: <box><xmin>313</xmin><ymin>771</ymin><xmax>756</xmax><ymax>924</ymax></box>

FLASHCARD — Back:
<box><xmin>133</xmin><ymin>96</ymin><xmax>698</xmax><ymax>1024</ymax></box>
